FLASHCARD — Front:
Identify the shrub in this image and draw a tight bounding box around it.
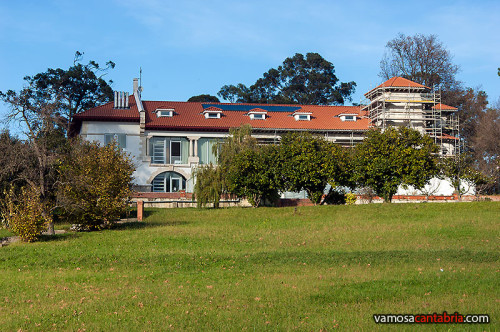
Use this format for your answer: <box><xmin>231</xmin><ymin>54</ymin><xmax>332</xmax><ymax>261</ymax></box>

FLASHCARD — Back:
<box><xmin>0</xmin><ymin>186</ymin><xmax>51</xmax><ymax>242</ymax></box>
<box><xmin>345</xmin><ymin>192</ymin><xmax>357</xmax><ymax>205</ymax></box>
<box><xmin>57</xmin><ymin>139</ymin><xmax>135</xmax><ymax>230</ymax></box>
<box><xmin>194</xmin><ymin>163</ymin><xmax>224</xmax><ymax>208</ymax></box>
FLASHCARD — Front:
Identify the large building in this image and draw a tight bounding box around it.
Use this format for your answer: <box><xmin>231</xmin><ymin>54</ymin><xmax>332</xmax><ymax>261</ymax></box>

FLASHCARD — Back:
<box><xmin>71</xmin><ymin>77</ymin><xmax>460</xmax><ymax>196</ymax></box>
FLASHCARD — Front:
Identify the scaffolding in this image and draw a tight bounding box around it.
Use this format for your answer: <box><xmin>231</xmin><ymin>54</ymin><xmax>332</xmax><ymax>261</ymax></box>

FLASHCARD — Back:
<box><xmin>363</xmin><ymin>85</ymin><xmax>460</xmax><ymax>156</ymax></box>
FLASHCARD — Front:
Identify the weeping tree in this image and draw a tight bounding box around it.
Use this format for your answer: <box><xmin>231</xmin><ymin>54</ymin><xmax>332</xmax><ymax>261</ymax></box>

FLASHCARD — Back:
<box><xmin>193</xmin><ymin>163</ymin><xmax>224</xmax><ymax>208</ymax></box>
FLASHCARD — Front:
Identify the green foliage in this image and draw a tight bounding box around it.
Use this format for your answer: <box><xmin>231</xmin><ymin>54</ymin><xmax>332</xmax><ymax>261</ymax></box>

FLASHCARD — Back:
<box><xmin>354</xmin><ymin>127</ymin><xmax>439</xmax><ymax>202</ymax></box>
<box><xmin>226</xmin><ymin>144</ymin><xmax>281</xmax><ymax>207</ymax></box>
<box><xmin>215</xmin><ymin>125</ymin><xmax>281</xmax><ymax>207</ymax></box>
<box><xmin>279</xmin><ymin>132</ymin><xmax>350</xmax><ymax>205</ymax></box>
<box><xmin>0</xmin><ymin>186</ymin><xmax>51</xmax><ymax>242</ymax></box>
<box><xmin>187</xmin><ymin>94</ymin><xmax>220</xmax><ymax>102</ymax></box>
<box><xmin>57</xmin><ymin>139</ymin><xmax>134</xmax><ymax>230</ymax></box>
<box><xmin>218</xmin><ymin>53</ymin><xmax>356</xmax><ymax>105</ymax></box>
<box><xmin>19</xmin><ymin>51</ymin><xmax>115</xmax><ymax>134</ymax></box>
<box><xmin>193</xmin><ymin>163</ymin><xmax>224</xmax><ymax>208</ymax></box>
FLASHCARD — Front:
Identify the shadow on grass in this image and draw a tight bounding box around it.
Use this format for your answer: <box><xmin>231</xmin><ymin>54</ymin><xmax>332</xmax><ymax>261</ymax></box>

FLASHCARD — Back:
<box><xmin>111</xmin><ymin>219</ymin><xmax>190</xmax><ymax>231</ymax></box>
<box><xmin>146</xmin><ymin>249</ymin><xmax>499</xmax><ymax>274</ymax></box>
<box><xmin>38</xmin><ymin>232</ymin><xmax>81</xmax><ymax>242</ymax></box>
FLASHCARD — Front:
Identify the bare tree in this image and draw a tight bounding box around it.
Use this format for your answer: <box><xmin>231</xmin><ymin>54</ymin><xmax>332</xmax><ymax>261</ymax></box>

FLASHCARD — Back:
<box><xmin>380</xmin><ymin>33</ymin><xmax>460</xmax><ymax>91</ymax></box>
<box><xmin>471</xmin><ymin>106</ymin><xmax>500</xmax><ymax>193</ymax></box>
<box><xmin>0</xmin><ymin>88</ymin><xmax>65</xmax><ymax>235</ymax></box>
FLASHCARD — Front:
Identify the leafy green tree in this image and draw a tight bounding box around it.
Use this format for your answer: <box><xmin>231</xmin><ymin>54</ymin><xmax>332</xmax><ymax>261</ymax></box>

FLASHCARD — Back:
<box><xmin>57</xmin><ymin>139</ymin><xmax>134</xmax><ymax>230</ymax></box>
<box><xmin>21</xmin><ymin>51</ymin><xmax>115</xmax><ymax>133</ymax></box>
<box><xmin>215</xmin><ymin>124</ymin><xmax>282</xmax><ymax>207</ymax></box>
<box><xmin>216</xmin><ymin>124</ymin><xmax>257</xmax><ymax>169</ymax></box>
<box><xmin>279</xmin><ymin>132</ymin><xmax>349</xmax><ymax>205</ymax></box>
<box><xmin>0</xmin><ymin>52</ymin><xmax>114</xmax><ymax>233</ymax></box>
<box><xmin>353</xmin><ymin>127</ymin><xmax>439</xmax><ymax>202</ymax></box>
<box><xmin>225</xmin><ymin>144</ymin><xmax>281</xmax><ymax>207</ymax></box>
<box><xmin>218</xmin><ymin>53</ymin><xmax>356</xmax><ymax>105</ymax></box>
<box><xmin>188</xmin><ymin>94</ymin><xmax>220</xmax><ymax>102</ymax></box>
<box><xmin>193</xmin><ymin>163</ymin><xmax>224</xmax><ymax>208</ymax></box>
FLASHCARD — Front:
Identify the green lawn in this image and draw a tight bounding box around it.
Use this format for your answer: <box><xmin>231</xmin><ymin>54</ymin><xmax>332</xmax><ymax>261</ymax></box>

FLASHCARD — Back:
<box><xmin>0</xmin><ymin>202</ymin><xmax>498</xmax><ymax>331</ymax></box>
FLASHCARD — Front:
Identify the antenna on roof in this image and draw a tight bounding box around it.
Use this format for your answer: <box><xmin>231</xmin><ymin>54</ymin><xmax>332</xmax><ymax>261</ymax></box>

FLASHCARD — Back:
<box><xmin>139</xmin><ymin>67</ymin><xmax>143</xmax><ymax>93</ymax></box>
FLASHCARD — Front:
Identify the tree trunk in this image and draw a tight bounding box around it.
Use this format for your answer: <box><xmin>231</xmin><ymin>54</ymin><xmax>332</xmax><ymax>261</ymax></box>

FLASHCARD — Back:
<box><xmin>383</xmin><ymin>192</ymin><xmax>394</xmax><ymax>203</ymax></box>
<box><xmin>42</xmin><ymin>209</ymin><xmax>55</xmax><ymax>235</ymax></box>
<box><xmin>46</xmin><ymin>222</ymin><xmax>55</xmax><ymax>235</ymax></box>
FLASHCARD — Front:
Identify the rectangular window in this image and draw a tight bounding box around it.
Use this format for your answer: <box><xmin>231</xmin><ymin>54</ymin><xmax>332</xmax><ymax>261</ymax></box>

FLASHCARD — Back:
<box><xmin>297</xmin><ymin>114</ymin><xmax>310</xmax><ymax>121</ymax></box>
<box><xmin>171</xmin><ymin>141</ymin><xmax>181</xmax><ymax>164</ymax></box>
<box><xmin>157</xmin><ymin>110</ymin><xmax>173</xmax><ymax>117</ymax></box>
<box><xmin>251</xmin><ymin>113</ymin><xmax>265</xmax><ymax>120</ymax></box>
<box><xmin>344</xmin><ymin>115</ymin><xmax>355</xmax><ymax>121</ymax></box>
<box><xmin>198</xmin><ymin>138</ymin><xmax>218</xmax><ymax>165</ymax></box>
<box><xmin>206</xmin><ymin>112</ymin><xmax>220</xmax><ymax>118</ymax></box>
<box><xmin>151</xmin><ymin>137</ymin><xmax>167</xmax><ymax>164</ymax></box>
<box><xmin>150</xmin><ymin>137</ymin><xmax>188</xmax><ymax>165</ymax></box>
<box><xmin>104</xmin><ymin>134</ymin><xmax>126</xmax><ymax>149</ymax></box>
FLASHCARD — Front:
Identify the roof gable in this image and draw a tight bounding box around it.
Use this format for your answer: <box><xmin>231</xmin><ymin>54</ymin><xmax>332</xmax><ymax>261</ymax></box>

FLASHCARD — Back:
<box><xmin>432</xmin><ymin>103</ymin><xmax>457</xmax><ymax>110</ymax></box>
<box><xmin>377</xmin><ymin>77</ymin><xmax>429</xmax><ymax>89</ymax></box>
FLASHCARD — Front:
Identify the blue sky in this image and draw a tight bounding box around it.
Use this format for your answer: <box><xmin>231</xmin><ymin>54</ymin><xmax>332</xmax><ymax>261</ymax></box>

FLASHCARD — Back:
<box><xmin>1</xmin><ymin>0</ymin><xmax>499</xmax><ymax>130</ymax></box>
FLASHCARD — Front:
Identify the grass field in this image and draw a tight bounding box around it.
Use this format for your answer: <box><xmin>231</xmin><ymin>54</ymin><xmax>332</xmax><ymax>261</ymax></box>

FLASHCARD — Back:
<box><xmin>0</xmin><ymin>202</ymin><xmax>498</xmax><ymax>331</ymax></box>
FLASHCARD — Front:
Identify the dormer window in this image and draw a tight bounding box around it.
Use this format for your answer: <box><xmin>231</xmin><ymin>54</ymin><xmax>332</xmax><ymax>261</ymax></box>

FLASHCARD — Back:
<box><xmin>248</xmin><ymin>108</ymin><xmax>267</xmax><ymax>120</ymax></box>
<box><xmin>157</xmin><ymin>109</ymin><xmax>174</xmax><ymax>117</ymax></box>
<box><xmin>293</xmin><ymin>111</ymin><xmax>312</xmax><ymax>121</ymax></box>
<box><xmin>339</xmin><ymin>114</ymin><xmax>357</xmax><ymax>122</ymax></box>
<box><xmin>203</xmin><ymin>107</ymin><xmax>223</xmax><ymax>119</ymax></box>
<box><xmin>205</xmin><ymin>112</ymin><xmax>221</xmax><ymax>119</ymax></box>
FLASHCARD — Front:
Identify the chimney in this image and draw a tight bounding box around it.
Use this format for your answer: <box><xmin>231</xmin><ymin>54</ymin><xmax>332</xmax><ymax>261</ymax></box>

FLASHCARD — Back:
<box><xmin>113</xmin><ymin>91</ymin><xmax>130</xmax><ymax>109</ymax></box>
<box><xmin>133</xmin><ymin>78</ymin><xmax>139</xmax><ymax>95</ymax></box>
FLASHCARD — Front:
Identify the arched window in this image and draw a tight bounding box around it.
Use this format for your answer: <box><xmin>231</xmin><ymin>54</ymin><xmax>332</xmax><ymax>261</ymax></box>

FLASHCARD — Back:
<box><xmin>152</xmin><ymin>171</ymin><xmax>187</xmax><ymax>192</ymax></box>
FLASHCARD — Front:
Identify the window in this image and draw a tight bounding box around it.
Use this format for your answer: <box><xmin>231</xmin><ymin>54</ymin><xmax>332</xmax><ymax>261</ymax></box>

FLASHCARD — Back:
<box><xmin>294</xmin><ymin>114</ymin><xmax>311</xmax><ymax>121</ymax></box>
<box><xmin>150</xmin><ymin>137</ymin><xmax>188</xmax><ymax>164</ymax></box>
<box><xmin>198</xmin><ymin>138</ymin><xmax>218</xmax><ymax>165</ymax></box>
<box><xmin>250</xmin><ymin>113</ymin><xmax>265</xmax><ymax>120</ymax></box>
<box><xmin>152</xmin><ymin>171</ymin><xmax>187</xmax><ymax>192</ymax></box>
<box><xmin>170</xmin><ymin>141</ymin><xmax>181</xmax><ymax>164</ymax></box>
<box><xmin>205</xmin><ymin>112</ymin><xmax>221</xmax><ymax>119</ymax></box>
<box><xmin>157</xmin><ymin>109</ymin><xmax>173</xmax><ymax>117</ymax></box>
<box><xmin>104</xmin><ymin>133</ymin><xmax>126</xmax><ymax>149</ymax></box>
<box><xmin>340</xmin><ymin>115</ymin><xmax>357</xmax><ymax>122</ymax></box>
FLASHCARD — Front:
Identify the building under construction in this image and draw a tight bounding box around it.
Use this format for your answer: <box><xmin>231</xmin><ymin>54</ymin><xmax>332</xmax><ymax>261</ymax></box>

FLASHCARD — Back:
<box><xmin>363</xmin><ymin>77</ymin><xmax>460</xmax><ymax>156</ymax></box>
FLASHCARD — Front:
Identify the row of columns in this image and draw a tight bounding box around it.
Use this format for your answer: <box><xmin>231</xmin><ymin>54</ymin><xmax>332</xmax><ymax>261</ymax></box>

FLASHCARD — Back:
<box><xmin>188</xmin><ymin>137</ymin><xmax>200</xmax><ymax>158</ymax></box>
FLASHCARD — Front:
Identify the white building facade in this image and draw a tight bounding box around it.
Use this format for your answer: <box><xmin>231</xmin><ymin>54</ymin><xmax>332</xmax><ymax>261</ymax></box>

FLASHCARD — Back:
<box><xmin>72</xmin><ymin>77</ymin><xmax>469</xmax><ymax>198</ymax></box>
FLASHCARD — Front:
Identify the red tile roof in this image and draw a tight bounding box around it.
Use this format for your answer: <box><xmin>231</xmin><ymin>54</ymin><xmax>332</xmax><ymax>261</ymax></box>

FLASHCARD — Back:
<box><xmin>365</xmin><ymin>77</ymin><xmax>430</xmax><ymax>97</ymax></box>
<box><xmin>73</xmin><ymin>95</ymin><xmax>140</xmax><ymax>121</ymax></box>
<box><xmin>144</xmin><ymin>101</ymin><xmax>368</xmax><ymax>131</ymax></box>
<box><xmin>439</xmin><ymin>133</ymin><xmax>459</xmax><ymax>140</ymax></box>
<box><xmin>432</xmin><ymin>103</ymin><xmax>457</xmax><ymax>110</ymax></box>
<box><xmin>73</xmin><ymin>99</ymin><xmax>370</xmax><ymax>132</ymax></box>
<box><xmin>376</xmin><ymin>77</ymin><xmax>429</xmax><ymax>89</ymax></box>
